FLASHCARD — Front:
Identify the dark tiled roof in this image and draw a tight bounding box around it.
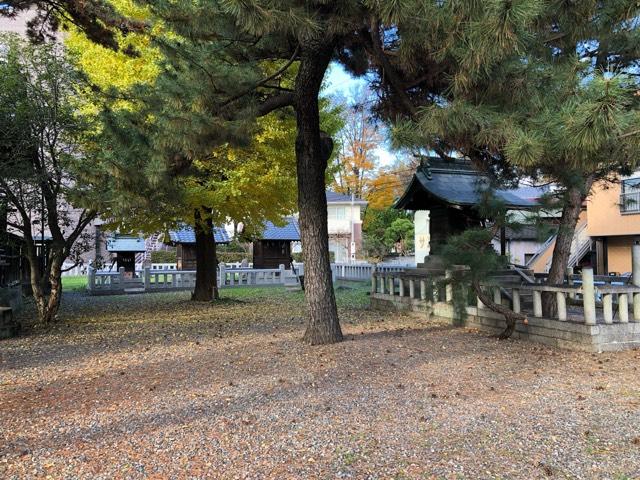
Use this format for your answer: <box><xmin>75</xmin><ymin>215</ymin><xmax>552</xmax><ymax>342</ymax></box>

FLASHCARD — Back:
<box><xmin>395</xmin><ymin>167</ymin><xmax>535</xmax><ymax>210</ymax></box>
<box><xmin>168</xmin><ymin>225</ymin><xmax>230</xmax><ymax>244</ymax></box>
<box><xmin>260</xmin><ymin>217</ymin><xmax>300</xmax><ymax>241</ymax></box>
<box><xmin>326</xmin><ymin>190</ymin><xmax>367</xmax><ymax>204</ymax></box>
<box><xmin>106</xmin><ymin>235</ymin><xmax>146</xmax><ymax>252</ymax></box>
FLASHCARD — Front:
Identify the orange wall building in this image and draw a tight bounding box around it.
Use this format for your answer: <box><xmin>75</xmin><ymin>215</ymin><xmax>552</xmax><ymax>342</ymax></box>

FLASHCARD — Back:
<box><xmin>586</xmin><ymin>177</ymin><xmax>640</xmax><ymax>275</ymax></box>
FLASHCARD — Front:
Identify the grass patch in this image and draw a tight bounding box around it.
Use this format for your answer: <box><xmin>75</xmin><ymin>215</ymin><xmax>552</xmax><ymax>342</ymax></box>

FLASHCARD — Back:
<box><xmin>62</xmin><ymin>275</ymin><xmax>87</xmax><ymax>292</ymax></box>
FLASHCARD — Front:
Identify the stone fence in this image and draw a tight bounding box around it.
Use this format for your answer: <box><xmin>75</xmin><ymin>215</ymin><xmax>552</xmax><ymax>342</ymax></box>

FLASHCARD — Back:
<box><xmin>371</xmin><ymin>266</ymin><xmax>640</xmax><ymax>352</ymax></box>
<box><xmin>87</xmin><ymin>264</ymin><xmax>304</xmax><ymax>295</ymax></box>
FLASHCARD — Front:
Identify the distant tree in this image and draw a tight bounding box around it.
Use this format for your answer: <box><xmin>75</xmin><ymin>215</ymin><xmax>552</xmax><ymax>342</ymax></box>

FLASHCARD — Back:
<box><xmin>0</xmin><ymin>34</ymin><xmax>102</xmax><ymax>323</ymax></box>
<box><xmin>383</xmin><ymin>218</ymin><xmax>414</xmax><ymax>256</ymax></box>
<box><xmin>331</xmin><ymin>87</ymin><xmax>382</xmax><ymax>199</ymax></box>
<box><xmin>362</xmin><ymin>207</ymin><xmax>411</xmax><ymax>261</ymax></box>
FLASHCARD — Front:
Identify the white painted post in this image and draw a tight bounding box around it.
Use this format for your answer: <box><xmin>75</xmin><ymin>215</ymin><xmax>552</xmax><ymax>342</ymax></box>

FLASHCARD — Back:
<box><xmin>409</xmin><ymin>278</ymin><xmax>415</xmax><ymax>299</ymax></box>
<box><xmin>144</xmin><ymin>267</ymin><xmax>150</xmax><ymax>291</ymax></box>
<box><xmin>512</xmin><ymin>289</ymin><xmax>521</xmax><ymax>314</ymax></box>
<box><xmin>619</xmin><ymin>293</ymin><xmax>629</xmax><ymax>323</ymax></box>
<box><xmin>420</xmin><ymin>279</ymin><xmax>427</xmax><ymax>300</ymax></box>
<box><xmin>582</xmin><ymin>267</ymin><xmax>597</xmax><ymax>325</ymax></box>
<box><xmin>603</xmin><ymin>294</ymin><xmax>613</xmax><ymax>324</ymax></box>
<box><xmin>414</xmin><ymin>210</ymin><xmax>430</xmax><ymax>265</ymax></box>
<box><xmin>532</xmin><ymin>290</ymin><xmax>542</xmax><ymax>318</ymax></box>
<box><xmin>556</xmin><ymin>291</ymin><xmax>567</xmax><ymax>321</ymax></box>
<box><xmin>445</xmin><ymin>270</ymin><xmax>453</xmax><ymax>303</ymax></box>
<box><xmin>399</xmin><ymin>277</ymin><xmax>405</xmax><ymax>297</ymax></box>
<box><xmin>219</xmin><ymin>263</ymin><xmax>226</xmax><ymax>288</ymax></box>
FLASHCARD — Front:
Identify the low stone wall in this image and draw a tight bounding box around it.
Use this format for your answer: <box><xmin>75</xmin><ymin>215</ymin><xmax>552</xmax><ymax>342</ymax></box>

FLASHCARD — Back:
<box><xmin>0</xmin><ymin>286</ymin><xmax>23</xmax><ymax>312</ymax></box>
<box><xmin>371</xmin><ymin>294</ymin><xmax>640</xmax><ymax>353</ymax></box>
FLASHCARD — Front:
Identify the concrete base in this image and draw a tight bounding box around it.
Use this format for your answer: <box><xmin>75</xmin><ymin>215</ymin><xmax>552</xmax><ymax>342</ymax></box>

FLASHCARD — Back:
<box><xmin>0</xmin><ymin>307</ymin><xmax>20</xmax><ymax>339</ymax></box>
<box><xmin>371</xmin><ymin>294</ymin><xmax>640</xmax><ymax>353</ymax></box>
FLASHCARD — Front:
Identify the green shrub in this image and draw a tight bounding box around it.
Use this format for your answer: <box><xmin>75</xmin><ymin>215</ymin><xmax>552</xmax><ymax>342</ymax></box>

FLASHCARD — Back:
<box><xmin>217</xmin><ymin>252</ymin><xmax>249</xmax><ymax>264</ymax></box>
<box><xmin>150</xmin><ymin>250</ymin><xmax>177</xmax><ymax>263</ymax></box>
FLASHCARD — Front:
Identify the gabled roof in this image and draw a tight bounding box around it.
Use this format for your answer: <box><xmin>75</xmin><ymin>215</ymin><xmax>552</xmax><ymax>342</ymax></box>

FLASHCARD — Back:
<box><xmin>106</xmin><ymin>235</ymin><xmax>146</xmax><ymax>252</ymax></box>
<box><xmin>326</xmin><ymin>190</ymin><xmax>367</xmax><ymax>204</ymax></box>
<box><xmin>168</xmin><ymin>225</ymin><xmax>230</xmax><ymax>244</ymax></box>
<box><xmin>395</xmin><ymin>162</ymin><xmax>535</xmax><ymax>211</ymax></box>
<box><xmin>260</xmin><ymin>217</ymin><xmax>300</xmax><ymax>241</ymax></box>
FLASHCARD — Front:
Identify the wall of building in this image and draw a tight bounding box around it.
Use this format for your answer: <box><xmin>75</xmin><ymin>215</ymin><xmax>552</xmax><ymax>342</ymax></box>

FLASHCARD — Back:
<box><xmin>587</xmin><ymin>180</ymin><xmax>640</xmax><ymax>237</ymax></box>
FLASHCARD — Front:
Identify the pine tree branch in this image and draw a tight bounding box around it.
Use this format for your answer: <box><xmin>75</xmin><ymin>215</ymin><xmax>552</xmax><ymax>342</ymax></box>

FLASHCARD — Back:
<box><xmin>218</xmin><ymin>45</ymin><xmax>300</xmax><ymax>111</ymax></box>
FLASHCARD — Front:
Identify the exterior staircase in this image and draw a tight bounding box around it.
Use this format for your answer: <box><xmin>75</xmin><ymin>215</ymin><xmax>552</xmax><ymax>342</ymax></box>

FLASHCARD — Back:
<box><xmin>526</xmin><ymin>219</ymin><xmax>591</xmax><ymax>274</ymax></box>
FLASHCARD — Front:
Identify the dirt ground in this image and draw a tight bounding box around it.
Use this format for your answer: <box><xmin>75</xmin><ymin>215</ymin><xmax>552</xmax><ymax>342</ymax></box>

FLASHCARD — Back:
<box><xmin>1</xmin><ymin>287</ymin><xmax>639</xmax><ymax>479</ymax></box>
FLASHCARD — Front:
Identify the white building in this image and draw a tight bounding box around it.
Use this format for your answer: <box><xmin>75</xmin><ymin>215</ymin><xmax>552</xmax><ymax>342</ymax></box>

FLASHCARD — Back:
<box><xmin>326</xmin><ymin>191</ymin><xmax>368</xmax><ymax>263</ymax></box>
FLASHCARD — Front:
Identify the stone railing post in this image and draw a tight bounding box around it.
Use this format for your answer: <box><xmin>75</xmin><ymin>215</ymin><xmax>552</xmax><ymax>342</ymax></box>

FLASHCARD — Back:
<box><xmin>619</xmin><ymin>293</ymin><xmax>629</xmax><ymax>323</ymax></box>
<box><xmin>279</xmin><ymin>264</ymin><xmax>286</xmax><ymax>285</ymax></box>
<box><xmin>493</xmin><ymin>287</ymin><xmax>501</xmax><ymax>306</ymax></box>
<box><xmin>388</xmin><ymin>276</ymin><xmax>394</xmax><ymax>296</ymax></box>
<box><xmin>371</xmin><ymin>273</ymin><xmax>377</xmax><ymax>295</ymax></box>
<box><xmin>144</xmin><ymin>267</ymin><xmax>150</xmax><ymax>291</ymax></box>
<box><xmin>532</xmin><ymin>290</ymin><xmax>542</xmax><ymax>318</ymax></box>
<box><xmin>633</xmin><ymin>238</ymin><xmax>640</xmax><ymax>322</ymax></box>
<box><xmin>420</xmin><ymin>279</ymin><xmax>427</xmax><ymax>300</ymax></box>
<box><xmin>399</xmin><ymin>277</ymin><xmax>405</xmax><ymax>297</ymax></box>
<box><xmin>512</xmin><ymin>288</ymin><xmax>521</xmax><ymax>314</ymax></box>
<box><xmin>409</xmin><ymin>278</ymin><xmax>415</xmax><ymax>299</ymax></box>
<box><xmin>567</xmin><ymin>267</ymin><xmax>576</xmax><ymax>299</ymax></box>
<box><xmin>556</xmin><ymin>291</ymin><xmax>567</xmax><ymax>321</ymax></box>
<box><xmin>603</xmin><ymin>293</ymin><xmax>613</xmax><ymax>324</ymax></box>
<box><xmin>88</xmin><ymin>266</ymin><xmax>95</xmax><ymax>292</ymax></box>
<box><xmin>219</xmin><ymin>263</ymin><xmax>226</xmax><ymax>288</ymax></box>
<box><xmin>445</xmin><ymin>270</ymin><xmax>453</xmax><ymax>303</ymax></box>
<box><xmin>582</xmin><ymin>267</ymin><xmax>597</xmax><ymax>325</ymax></box>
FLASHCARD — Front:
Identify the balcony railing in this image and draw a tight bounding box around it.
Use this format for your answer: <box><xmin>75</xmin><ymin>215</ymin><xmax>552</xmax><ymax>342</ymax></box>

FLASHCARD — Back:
<box><xmin>620</xmin><ymin>191</ymin><xmax>640</xmax><ymax>213</ymax></box>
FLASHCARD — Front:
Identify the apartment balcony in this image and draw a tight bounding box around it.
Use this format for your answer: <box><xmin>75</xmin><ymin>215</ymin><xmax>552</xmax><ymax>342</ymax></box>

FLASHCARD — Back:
<box><xmin>620</xmin><ymin>191</ymin><xmax>640</xmax><ymax>213</ymax></box>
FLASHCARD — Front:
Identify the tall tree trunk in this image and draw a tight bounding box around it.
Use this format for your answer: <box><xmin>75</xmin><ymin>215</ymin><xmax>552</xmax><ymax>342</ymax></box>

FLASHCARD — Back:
<box><xmin>192</xmin><ymin>209</ymin><xmax>219</xmax><ymax>302</ymax></box>
<box><xmin>543</xmin><ymin>175</ymin><xmax>595</xmax><ymax>317</ymax></box>
<box><xmin>295</xmin><ymin>41</ymin><xmax>343</xmax><ymax>345</ymax></box>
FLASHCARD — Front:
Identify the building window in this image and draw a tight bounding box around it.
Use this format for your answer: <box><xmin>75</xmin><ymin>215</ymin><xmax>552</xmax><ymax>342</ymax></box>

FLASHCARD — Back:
<box><xmin>328</xmin><ymin>206</ymin><xmax>346</xmax><ymax>220</ymax></box>
<box><xmin>620</xmin><ymin>178</ymin><xmax>640</xmax><ymax>213</ymax></box>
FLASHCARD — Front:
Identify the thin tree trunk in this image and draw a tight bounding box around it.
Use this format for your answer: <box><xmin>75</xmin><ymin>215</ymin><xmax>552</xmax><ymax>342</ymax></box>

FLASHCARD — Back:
<box><xmin>295</xmin><ymin>41</ymin><xmax>343</xmax><ymax>345</ymax></box>
<box><xmin>472</xmin><ymin>279</ymin><xmax>526</xmax><ymax>339</ymax></box>
<box><xmin>543</xmin><ymin>175</ymin><xmax>595</xmax><ymax>317</ymax></box>
<box><xmin>192</xmin><ymin>209</ymin><xmax>219</xmax><ymax>302</ymax></box>
<box><xmin>26</xmin><ymin>244</ymin><xmax>63</xmax><ymax>323</ymax></box>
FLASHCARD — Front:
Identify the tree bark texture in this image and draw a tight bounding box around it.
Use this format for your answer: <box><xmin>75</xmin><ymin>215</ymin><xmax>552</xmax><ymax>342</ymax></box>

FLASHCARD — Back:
<box><xmin>192</xmin><ymin>209</ymin><xmax>219</xmax><ymax>302</ymax></box>
<box><xmin>543</xmin><ymin>176</ymin><xmax>594</xmax><ymax>317</ymax></box>
<box><xmin>294</xmin><ymin>40</ymin><xmax>343</xmax><ymax>345</ymax></box>
<box><xmin>472</xmin><ymin>279</ymin><xmax>526</xmax><ymax>339</ymax></box>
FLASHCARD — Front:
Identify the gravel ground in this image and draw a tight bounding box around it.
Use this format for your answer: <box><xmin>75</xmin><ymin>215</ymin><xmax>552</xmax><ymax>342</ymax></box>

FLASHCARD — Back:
<box><xmin>1</xmin><ymin>287</ymin><xmax>640</xmax><ymax>480</ymax></box>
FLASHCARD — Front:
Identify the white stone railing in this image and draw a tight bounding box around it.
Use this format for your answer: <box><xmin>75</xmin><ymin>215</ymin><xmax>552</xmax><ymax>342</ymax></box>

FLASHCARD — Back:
<box><xmin>371</xmin><ymin>266</ymin><xmax>640</xmax><ymax>326</ymax></box>
<box><xmin>332</xmin><ymin>262</ymin><xmax>409</xmax><ymax>281</ymax></box>
<box><xmin>87</xmin><ymin>264</ymin><xmax>304</xmax><ymax>295</ymax></box>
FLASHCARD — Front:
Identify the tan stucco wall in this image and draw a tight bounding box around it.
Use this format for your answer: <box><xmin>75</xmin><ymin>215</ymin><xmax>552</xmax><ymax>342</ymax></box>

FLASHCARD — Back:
<box><xmin>606</xmin><ymin>236</ymin><xmax>633</xmax><ymax>274</ymax></box>
<box><xmin>587</xmin><ymin>181</ymin><xmax>640</xmax><ymax>237</ymax></box>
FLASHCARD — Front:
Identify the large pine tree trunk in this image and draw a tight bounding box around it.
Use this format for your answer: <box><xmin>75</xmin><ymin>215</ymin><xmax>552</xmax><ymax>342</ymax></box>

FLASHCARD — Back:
<box><xmin>543</xmin><ymin>176</ymin><xmax>594</xmax><ymax>317</ymax></box>
<box><xmin>192</xmin><ymin>209</ymin><xmax>219</xmax><ymax>302</ymax></box>
<box><xmin>295</xmin><ymin>41</ymin><xmax>343</xmax><ymax>345</ymax></box>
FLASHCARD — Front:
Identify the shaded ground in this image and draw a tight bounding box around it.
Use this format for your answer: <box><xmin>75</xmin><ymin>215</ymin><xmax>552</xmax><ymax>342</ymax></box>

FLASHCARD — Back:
<box><xmin>1</xmin><ymin>285</ymin><xmax>640</xmax><ymax>479</ymax></box>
